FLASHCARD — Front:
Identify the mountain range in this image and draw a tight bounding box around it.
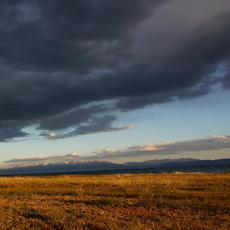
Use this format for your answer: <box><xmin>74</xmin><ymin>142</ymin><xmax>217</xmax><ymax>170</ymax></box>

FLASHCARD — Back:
<box><xmin>0</xmin><ymin>158</ymin><xmax>229</xmax><ymax>176</ymax></box>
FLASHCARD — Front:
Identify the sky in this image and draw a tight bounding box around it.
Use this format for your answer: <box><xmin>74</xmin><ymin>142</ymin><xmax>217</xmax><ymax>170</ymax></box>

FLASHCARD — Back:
<box><xmin>0</xmin><ymin>0</ymin><xmax>230</xmax><ymax>167</ymax></box>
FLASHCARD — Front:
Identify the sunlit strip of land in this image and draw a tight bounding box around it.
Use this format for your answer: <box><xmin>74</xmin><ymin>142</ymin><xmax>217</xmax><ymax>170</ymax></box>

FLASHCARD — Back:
<box><xmin>0</xmin><ymin>173</ymin><xmax>229</xmax><ymax>230</ymax></box>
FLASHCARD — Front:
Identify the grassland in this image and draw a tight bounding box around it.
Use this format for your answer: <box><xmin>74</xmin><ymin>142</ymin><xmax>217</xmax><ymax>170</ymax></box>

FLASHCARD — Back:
<box><xmin>0</xmin><ymin>173</ymin><xmax>229</xmax><ymax>230</ymax></box>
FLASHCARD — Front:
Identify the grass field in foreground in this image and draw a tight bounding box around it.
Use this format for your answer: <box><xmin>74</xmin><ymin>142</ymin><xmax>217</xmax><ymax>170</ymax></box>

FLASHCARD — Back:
<box><xmin>0</xmin><ymin>173</ymin><xmax>229</xmax><ymax>230</ymax></box>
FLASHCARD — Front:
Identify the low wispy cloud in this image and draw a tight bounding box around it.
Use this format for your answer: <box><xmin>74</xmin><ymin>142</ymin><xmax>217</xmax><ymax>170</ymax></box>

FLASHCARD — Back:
<box><xmin>83</xmin><ymin>135</ymin><xmax>230</xmax><ymax>160</ymax></box>
<box><xmin>2</xmin><ymin>135</ymin><xmax>230</xmax><ymax>169</ymax></box>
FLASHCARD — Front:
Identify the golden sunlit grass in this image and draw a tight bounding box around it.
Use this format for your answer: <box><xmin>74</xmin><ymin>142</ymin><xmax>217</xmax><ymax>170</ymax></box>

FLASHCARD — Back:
<box><xmin>0</xmin><ymin>173</ymin><xmax>229</xmax><ymax>230</ymax></box>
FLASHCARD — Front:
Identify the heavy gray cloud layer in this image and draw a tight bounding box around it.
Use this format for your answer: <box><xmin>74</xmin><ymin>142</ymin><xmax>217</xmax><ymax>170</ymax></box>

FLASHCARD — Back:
<box><xmin>0</xmin><ymin>0</ymin><xmax>230</xmax><ymax>141</ymax></box>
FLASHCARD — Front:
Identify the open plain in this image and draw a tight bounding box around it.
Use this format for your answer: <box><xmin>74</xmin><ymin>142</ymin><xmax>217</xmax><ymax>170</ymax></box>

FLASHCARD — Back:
<box><xmin>0</xmin><ymin>173</ymin><xmax>229</xmax><ymax>230</ymax></box>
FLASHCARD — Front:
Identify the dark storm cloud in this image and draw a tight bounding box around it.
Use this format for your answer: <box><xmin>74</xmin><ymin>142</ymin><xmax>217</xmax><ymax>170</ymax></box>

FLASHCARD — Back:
<box><xmin>0</xmin><ymin>0</ymin><xmax>161</xmax><ymax>72</ymax></box>
<box><xmin>224</xmin><ymin>76</ymin><xmax>230</xmax><ymax>88</ymax></box>
<box><xmin>222</xmin><ymin>61</ymin><xmax>230</xmax><ymax>89</ymax></box>
<box><xmin>0</xmin><ymin>128</ymin><xmax>28</xmax><ymax>142</ymax></box>
<box><xmin>0</xmin><ymin>0</ymin><xmax>230</xmax><ymax>141</ymax></box>
<box><xmin>0</xmin><ymin>121</ymin><xmax>28</xmax><ymax>142</ymax></box>
<box><xmin>38</xmin><ymin>105</ymin><xmax>108</xmax><ymax>131</ymax></box>
<box><xmin>65</xmin><ymin>115</ymin><xmax>133</xmax><ymax>137</ymax></box>
<box><xmin>54</xmin><ymin>115</ymin><xmax>134</xmax><ymax>139</ymax></box>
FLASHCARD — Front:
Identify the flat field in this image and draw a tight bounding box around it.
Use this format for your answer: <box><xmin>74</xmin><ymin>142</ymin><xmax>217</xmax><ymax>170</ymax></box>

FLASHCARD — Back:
<box><xmin>0</xmin><ymin>173</ymin><xmax>229</xmax><ymax>230</ymax></box>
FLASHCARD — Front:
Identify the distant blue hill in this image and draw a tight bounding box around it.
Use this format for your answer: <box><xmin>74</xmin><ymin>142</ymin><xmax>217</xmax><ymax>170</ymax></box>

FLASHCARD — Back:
<box><xmin>0</xmin><ymin>158</ymin><xmax>229</xmax><ymax>176</ymax></box>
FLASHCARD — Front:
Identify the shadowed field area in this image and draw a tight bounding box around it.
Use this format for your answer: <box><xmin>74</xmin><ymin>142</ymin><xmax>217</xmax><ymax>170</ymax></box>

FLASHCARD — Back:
<box><xmin>0</xmin><ymin>173</ymin><xmax>229</xmax><ymax>230</ymax></box>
